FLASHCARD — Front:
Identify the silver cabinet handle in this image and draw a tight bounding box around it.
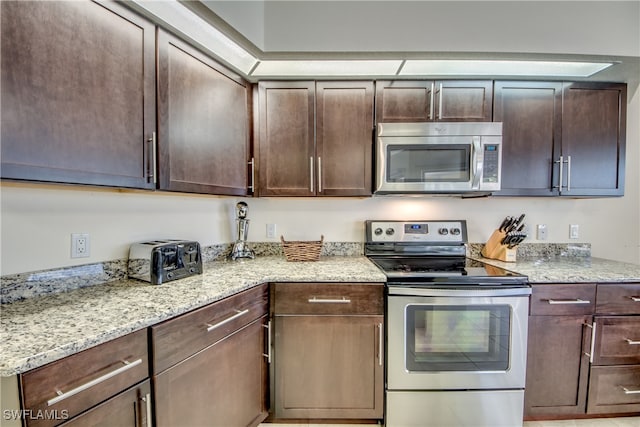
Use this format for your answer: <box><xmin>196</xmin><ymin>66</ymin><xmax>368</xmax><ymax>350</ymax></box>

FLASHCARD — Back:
<box><xmin>308</xmin><ymin>297</ymin><xmax>351</xmax><ymax>304</ymax></box>
<box><xmin>554</xmin><ymin>155</ymin><xmax>564</xmax><ymax>190</ymax></box>
<box><xmin>547</xmin><ymin>299</ymin><xmax>591</xmax><ymax>305</ymax></box>
<box><xmin>630</xmin><ymin>296</ymin><xmax>640</xmax><ymax>302</ymax></box>
<box><xmin>429</xmin><ymin>82</ymin><xmax>435</xmax><ymax>120</ymax></box>
<box><xmin>263</xmin><ymin>320</ymin><xmax>272</xmax><ymax>364</ymax></box>
<box><xmin>310</xmin><ymin>156</ymin><xmax>314</xmax><ymax>193</ymax></box>
<box><xmin>248</xmin><ymin>157</ymin><xmax>255</xmax><ymax>192</ymax></box>
<box><xmin>378</xmin><ymin>323</ymin><xmax>383</xmax><ymax>367</ymax></box>
<box><xmin>583</xmin><ymin>321</ymin><xmax>597</xmax><ymax>363</ymax></box>
<box><xmin>622</xmin><ymin>386</ymin><xmax>640</xmax><ymax>394</ymax></box>
<box><xmin>147</xmin><ymin>132</ymin><xmax>157</xmax><ymax>184</ymax></box>
<box><xmin>141</xmin><ymin>393</ymin><xmax>152</xmax><ymax>427</ymax></box>
<box><xmin>47</xmin><ymin>358</ymin><xmax>143</xmax><ymax>406</ymax></box>
<box><xmin>625</xmin><ymin>338</ymin><xmax>640</xmax><ymax>345</ymax></box>
<box><xmin>437</xmin><ymin>83</ymin><xmax>443</xmax><ymax>120</ymax></box>
<box><xmin>565</xmin><ymin>155</ymin><xmax>572</xmax><ymax>191</ymax></box>
<box><xmin>206</xmin><ymin>309</ymin><xmax>249</xmax><ymax>332</ymax></box>
<box><xmin>317</xmin><ymin>157</ymin><xmax>322</xmax><ymax>193</ymax></box>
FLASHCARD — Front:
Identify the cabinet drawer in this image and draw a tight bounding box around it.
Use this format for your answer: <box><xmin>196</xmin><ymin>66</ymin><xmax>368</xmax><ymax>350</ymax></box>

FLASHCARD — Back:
<box><xmin>593</xmin><ymin>316</ymin><xmax>640</xmax><ymax>365</ymax></box>
<box><xmin>273</xmin><ymin>283</ymin><xmax>384</xmax><ymax>315</ymax></box>
<box><xmin>151</xmin><ymin>283</ymin><xmax>268</xmax><ymax>373</ymax></box>
<box><xmin>587</xmin><ymin>365</ymin><xmax>640</xmax><ymax>414</ymax></box>
<box><xmin>530</xmin><ymin>284</ymin><xmax>596</xmax><ymax>315</ymax></box>
<box><xmin>596</xmin><ymin>284</ymin><xmax>640</xmax><ymax>315</ymax></box>
<box><xmin>20</xmin><ymin>329</ymin><xmax>149</xmax><ymax>427</ymax></box>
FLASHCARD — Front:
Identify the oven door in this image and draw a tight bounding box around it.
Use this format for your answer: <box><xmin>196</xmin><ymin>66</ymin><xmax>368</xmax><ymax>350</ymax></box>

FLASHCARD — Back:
<box><xmin>387</xmin><ymin>286</ymin><xmax>530</xmax><ymax>390</ymax></box>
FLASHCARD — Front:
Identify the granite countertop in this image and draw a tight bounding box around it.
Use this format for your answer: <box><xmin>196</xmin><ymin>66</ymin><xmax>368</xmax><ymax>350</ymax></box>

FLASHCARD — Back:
<box><xmin>475</xmin><ymin>256</ymin><xmax>640</xmax><ymax>284</ymax></box>
<box><xmin>2</xmin><ymin>252</ymin><xmax>639</xmax><ymax>377</ymax></box>
<box><xmin>0</xmin><ymin>256</ymin><xmax>385</xmax><ymax>377</ymax></box>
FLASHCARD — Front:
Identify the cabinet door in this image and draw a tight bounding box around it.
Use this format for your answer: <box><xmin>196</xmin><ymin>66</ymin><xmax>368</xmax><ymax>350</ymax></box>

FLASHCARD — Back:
<box><xmin>493</xmin><ymin>81</ymin><xmax>562</xmax><ymax>196</ymax></box>
<box><xmin>316</xmin><ymin>81</ymin><xmax>374</xmax><ymax>196</ymax></box>
<box><xmin>435</xmin><ymin>80</ymin><xmax>493</xmax><ymax>122</ymax></box>
<box><xmin>524</xmin><ymin>315</ymin><xmax>592</xmax><ymax>417</ymax></box>
<box><xmin>157</xmin><ymin>30</ymin><xmax>250</xmax><ymax>195</ymax></box>
<box><xmin>59</xmin><ymin>381</ymin><xmax>151</xmax><ymax>427</ymax></box>
<box><xmin>561</xmin><ymin>82</ymin><xmax>626</xmax><ymax>196</ymax></box>
<box><xmin>257</xmin><ymin>81</ymin><xmax>315</xmax><ymax>196</ymax></box>
<box><xmin>154</xmin><ymin>317</ymin><xmax>268</xmax><ymax>427</ymax></box>
<box><xmin>273</xmin><ymin>315</ymin><xmax>384</xmax><ymax>419</ymax></box>
<box><xmin>1</xmin><ymin>1</ymin><xmax>155</xmax><ymax>189</ymax></box>
<box><xmin>375</xmin><ymin>81</ymin><xmax>434</xmax><ymax>122</ymax></box>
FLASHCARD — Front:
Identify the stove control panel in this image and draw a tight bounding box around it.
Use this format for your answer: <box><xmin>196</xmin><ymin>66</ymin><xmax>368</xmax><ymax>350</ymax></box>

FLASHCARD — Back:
<box><xmin>366</xmin><ymin>220</ymin><xmax>467</xmax><ymax>243</ymax></box>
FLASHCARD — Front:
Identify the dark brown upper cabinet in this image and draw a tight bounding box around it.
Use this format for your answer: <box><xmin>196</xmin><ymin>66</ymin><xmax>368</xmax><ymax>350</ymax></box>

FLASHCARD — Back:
<box><xmin>494</xmin><ymin>81</ymin><xmax>563</xmax><ymax>196</ymax></box>
<box><xmin>256</xmin><ymin>81</ymin><xmax>374</xmax><ymax>196</ymax></box>
<box><xmin>157</xmin><ymin>30</ymin><xmax>251</xmax><ymax>196</ymax></box>
<box><xmin>561</xmin><ymin>82</ymin><xmax>626</xmax><ymax>197</ymax></box>
<box><xmin>1</xmin><ymin>1</ymin><xmax>156</xmax><ymax>189</ymax></box>
<box><xmin>495</xmin><ymin>81</ymin><xmax>626</xmax><ymax>197</ymax></box>
<box><xmin>375</xmin><ymin>80</ymin><xmax>493</xmax><ymax>123</ymax></box>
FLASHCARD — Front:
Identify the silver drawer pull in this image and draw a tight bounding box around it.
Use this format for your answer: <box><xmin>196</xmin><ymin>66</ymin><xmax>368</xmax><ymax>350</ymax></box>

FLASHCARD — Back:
<box><xmin>547</xmin><ymin>299</ymin><xmax>590</xmax><ymax>305</ymax></box>
<box><xmin>47</xmin><ymin>358</ymin><xmax>143</xmax><ymax>406</ymax></box>
<box><xmin>206</xmin><ymin>309</ymin><xmax>249</xmax><ymax>332</ymax></box>
<box><xmin>308</xmin><ymin>297</ymin><xmax>351</xmax><ymax>304</ymax></box>
<box><xmin>621</xmin><ymin>386</ymin><xmax>640</xmax><ymax>394</ymax></box>
<box><xmin>625</xmin><ymin>338</ymin><xmax>640</xmax><ymax>345</ymax></box>
<box><xmin>630</xmin><ymin>296</ymin><xmax>640</xmax><ymax>302</ymax></box>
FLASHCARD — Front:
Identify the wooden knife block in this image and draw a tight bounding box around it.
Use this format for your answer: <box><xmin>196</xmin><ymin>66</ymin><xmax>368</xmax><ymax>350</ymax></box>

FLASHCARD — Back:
<box><xmin>481</xmin><ymin>229</ymin><xmax>517</xmax><ymax>262</ymax></box>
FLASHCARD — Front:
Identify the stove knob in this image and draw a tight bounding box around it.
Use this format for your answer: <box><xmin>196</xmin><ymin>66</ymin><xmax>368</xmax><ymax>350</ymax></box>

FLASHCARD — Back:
<box><xmin>450</xmin><ymin>227</ymin><xmax>461</xmax><ymax>235</ymax></box>
<box><xmin>374</xmin><ymin>227</ymin><xmax>383</xmax><ymax>236</ymax></box>
<box><xmin>438</xmin><ymin>228</ymin><xmax>449</xmax><ymax>235</ymax></box>
<box><xmin>386</xmin><ymin>228</ymin><xmax>395</xmax><ymax>236</ymax></box>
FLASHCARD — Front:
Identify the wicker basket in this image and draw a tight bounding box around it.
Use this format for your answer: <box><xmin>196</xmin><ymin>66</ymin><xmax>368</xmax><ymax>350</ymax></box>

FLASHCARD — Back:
<box><xmin>280</xmin><ymin>235</ymin><xmax>324</xmax><ymax>262</ymax></box>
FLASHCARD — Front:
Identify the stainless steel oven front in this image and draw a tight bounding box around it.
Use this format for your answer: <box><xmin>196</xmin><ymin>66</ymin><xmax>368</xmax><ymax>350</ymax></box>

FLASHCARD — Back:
<box><xmin>386</xmin><ymin>285</ymin><xmax>531</xmax><ymax>427</ymax></box>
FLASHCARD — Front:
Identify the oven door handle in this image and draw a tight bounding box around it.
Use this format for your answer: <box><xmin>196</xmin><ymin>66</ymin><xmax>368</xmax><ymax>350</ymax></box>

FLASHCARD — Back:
<box><xmin>387</xmin><ymin>286</ymin><xmax>531</xmax><ymax>297</ymax></box>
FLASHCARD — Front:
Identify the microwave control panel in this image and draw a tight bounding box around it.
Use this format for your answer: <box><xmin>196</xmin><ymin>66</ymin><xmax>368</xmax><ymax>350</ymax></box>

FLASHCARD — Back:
<box><xmin>483</xmin><ymin>144</ymin><xmax>500</xmax><ymax>183</ymax></box>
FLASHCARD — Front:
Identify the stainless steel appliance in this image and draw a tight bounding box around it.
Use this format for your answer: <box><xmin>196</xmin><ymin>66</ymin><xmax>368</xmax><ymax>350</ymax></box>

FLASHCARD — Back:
<box><xmin>128</xmin><ymin>240</ymin><xmax>202</xmax><ymax>285</ymax></box>
<box><xmin>375</xmin><ymin>122</ymin><xmax>503</xmax><ymax>194</ymax></box>
<box><xmin>364</xmin><ymin>220</ymin><xmax>530</xmax><ymax>427</ymax></box>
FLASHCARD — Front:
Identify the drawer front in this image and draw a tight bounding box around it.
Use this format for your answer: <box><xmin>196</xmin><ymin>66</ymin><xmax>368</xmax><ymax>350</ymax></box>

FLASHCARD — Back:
<box><xmin>152</xmin><ymin>283</ymin><xmax>268</xmax><ymax>374</ymax></box>
<box><xmin>593</xmin><ymin>316</ymin><xmax>640</xmax><ymax>365</ymax></box>
<box><xmin>596</xmin><ymin>283</ymin><xmax>640</xmax><ymax>315</ymax></box>
<box><xmin>530</xmin><ymin>284</ymin><xmax>596</xmax><ymax>316</ymax></box>
<box><xmin>587</xmin><ymin>365</ymin><xmax>640</xmax><ymax>414</ymax></box>
<box><xmin>273</xmin><ymin>283</ymin><xmax>384</xmax><ymax>315</ymax></box>
<box><xmin>20</xmin><ymin>329</ymin><xmax>149</xmax><ymax>427</ymax></box>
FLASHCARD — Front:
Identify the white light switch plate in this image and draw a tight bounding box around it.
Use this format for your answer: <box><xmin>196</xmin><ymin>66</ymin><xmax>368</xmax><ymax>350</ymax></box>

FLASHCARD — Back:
<box><xmin>536</xmin><ymin>224</ymin><xmax>548</xmax><ymax>240</ymax></box>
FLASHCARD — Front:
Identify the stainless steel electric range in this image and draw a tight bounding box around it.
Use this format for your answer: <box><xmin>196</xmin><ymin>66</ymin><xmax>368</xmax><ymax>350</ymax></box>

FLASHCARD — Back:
<box><xmin>365</xmin><ymin>220</ymin><xmax>531</xmax><ymax>427</ymax></box>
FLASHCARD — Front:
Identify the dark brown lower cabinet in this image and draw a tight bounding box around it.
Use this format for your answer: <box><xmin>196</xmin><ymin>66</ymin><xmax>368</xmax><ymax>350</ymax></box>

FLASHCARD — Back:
<box><xmin>154</xmin><ymin>317</ymin><xmax>268</xmax><ymax>427</ymax></box>
<box><xmin>59</xmin><ymin>381</ymin><xmax>151</xmax><ymax>427</ymax></box>
<box><xmin>273</xmin><ymin>315</ymin><xmax>384</xmax><ymax>419</ymax></box>
<box><xmin>525</xmin><ymin>315</ymin><xmax>592</xmax><ymax>417</ymax></box>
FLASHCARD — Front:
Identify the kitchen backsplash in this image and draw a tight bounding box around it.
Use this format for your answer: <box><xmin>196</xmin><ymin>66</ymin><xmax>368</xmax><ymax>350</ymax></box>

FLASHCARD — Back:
<box><xmin>2</xmin><ymin>242</ymin><xmax>589</xmax><ymax>304</ymax></box>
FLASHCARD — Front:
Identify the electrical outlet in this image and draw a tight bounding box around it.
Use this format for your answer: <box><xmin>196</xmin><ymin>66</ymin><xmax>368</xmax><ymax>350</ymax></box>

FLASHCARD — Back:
<box><xmin>71</xmin><ymin>233</ymin><xmax>90</xmax><ymax>258</ymax></box>
<box><xmin>569</xmin><ymin>224</ymin><xmax>579</xmax><ymax>239</ymax></box>
<box><xmin>266</xmin><ymin>224</ymin><xmax>277</xmax><ymax>239</ymax></box>
<box><xmin>536</xmin><ymin>224</ymin><xmax>548</xmax><ymax>240</ymax></box>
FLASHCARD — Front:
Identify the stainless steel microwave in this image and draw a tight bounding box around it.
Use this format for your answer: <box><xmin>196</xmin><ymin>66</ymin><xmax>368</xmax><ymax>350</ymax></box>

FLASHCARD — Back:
<box><xmin>375</xmin><ymin>122</ymin><xmax>503</xmax><ymax>195</ymax></box>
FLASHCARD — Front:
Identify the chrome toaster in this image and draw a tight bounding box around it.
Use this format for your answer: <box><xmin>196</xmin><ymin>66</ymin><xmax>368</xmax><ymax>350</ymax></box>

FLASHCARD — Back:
<box><xmin>128</xmin><ymin>240</ymin><xmax>202</xmax><ymax>285</ymax></box>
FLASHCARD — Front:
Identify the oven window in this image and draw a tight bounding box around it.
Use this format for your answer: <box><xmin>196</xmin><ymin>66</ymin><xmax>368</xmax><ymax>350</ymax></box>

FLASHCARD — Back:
<box><xmin>405</xmin><ymin>304</ymin><xmax>511</xmax><ymax>372</ymax></box>
<box><xmin>387</xmin><ymin>144</ymin><xmax>470</xmax><ymax>182</ymax></box>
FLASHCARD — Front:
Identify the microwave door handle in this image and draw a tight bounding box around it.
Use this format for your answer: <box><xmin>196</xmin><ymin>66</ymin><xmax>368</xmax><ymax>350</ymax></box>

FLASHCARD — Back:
<box><xmin>471</xmin><ymin>136</ymin><xmax>482</xmax><ymax>189</ymax></box>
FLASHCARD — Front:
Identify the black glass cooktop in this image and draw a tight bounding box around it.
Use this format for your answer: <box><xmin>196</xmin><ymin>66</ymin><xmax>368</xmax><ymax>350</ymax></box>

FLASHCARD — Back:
<box><xmin>368</xmin><ymin>256</ymin><xmax>528</xmax><ymax>285</ymax></box>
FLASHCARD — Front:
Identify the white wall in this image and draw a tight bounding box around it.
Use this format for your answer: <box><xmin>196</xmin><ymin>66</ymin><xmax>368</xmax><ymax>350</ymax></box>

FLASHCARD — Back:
<box><xmin>1</xmin><ymin>87</ymin><xmax>638</xmax><ymax>275</ymax></box>
<box><xmin>255</xmin><ymin>1</ymin><xmax>640</xmax><ymax>56</ymax></box>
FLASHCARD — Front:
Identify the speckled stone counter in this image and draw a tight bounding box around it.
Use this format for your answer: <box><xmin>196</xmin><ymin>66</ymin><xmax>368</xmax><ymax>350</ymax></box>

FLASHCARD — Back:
<box><xmin>0</xmin><ymin>256</ymin><xmax>385</xmax><ymax>376</ymax></box>
<box><xmin>475</xmin><ymin>256</ymin><xmax>640</xmax><ymax>284</ymax></box>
